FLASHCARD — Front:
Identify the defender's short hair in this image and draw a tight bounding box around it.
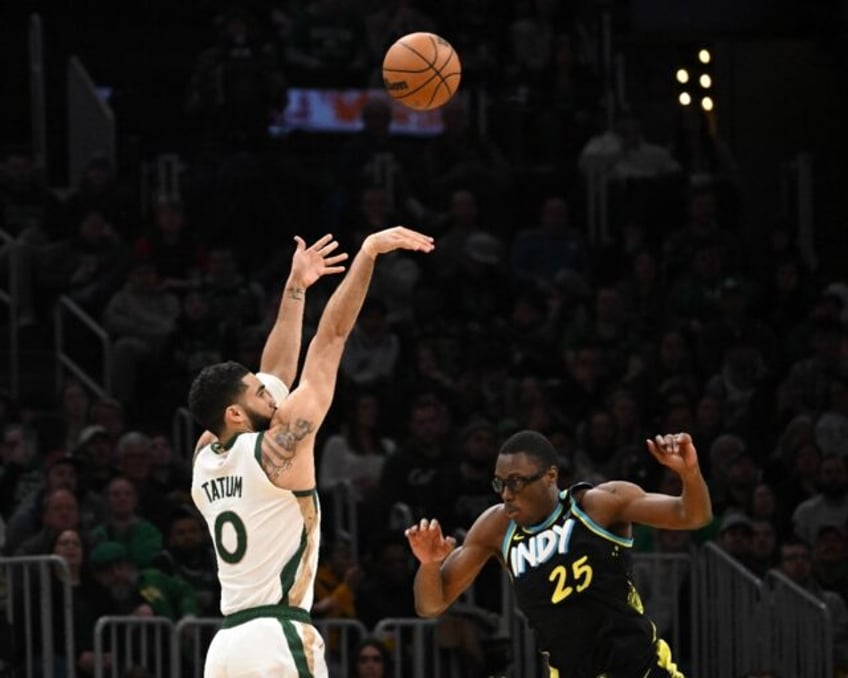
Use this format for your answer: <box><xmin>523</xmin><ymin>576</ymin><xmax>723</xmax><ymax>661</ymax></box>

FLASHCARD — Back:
<box><xmin>499</xmin><ymin>430</ymin><xmax>559</xmax><ymax>468</ymax></box>
<box><xmin>188</xmin><ymin>361</ymin><xmax>250</xmax><ymax>437</ymax></box>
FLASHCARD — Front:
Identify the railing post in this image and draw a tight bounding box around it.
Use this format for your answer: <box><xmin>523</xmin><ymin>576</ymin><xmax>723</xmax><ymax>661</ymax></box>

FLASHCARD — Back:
<box><xmin>29</xmin><ymin>14</ymin><xmax>47</xmax><ymax>172</ymax></box>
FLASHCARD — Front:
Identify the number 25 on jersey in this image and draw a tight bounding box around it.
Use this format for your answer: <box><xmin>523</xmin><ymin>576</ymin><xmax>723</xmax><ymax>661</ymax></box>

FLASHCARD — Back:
<box><xmin>549</xmin><ymin>554</ymin><xmax>593</xmax><ymax>604</ymax></box>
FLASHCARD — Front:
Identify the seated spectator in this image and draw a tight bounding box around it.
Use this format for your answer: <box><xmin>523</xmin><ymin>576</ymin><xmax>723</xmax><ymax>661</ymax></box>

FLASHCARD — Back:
<box><xmin>350</xmin><ymin>637</ymin><xmax>394</xmax><ymax>678</ymax></box>
<box><xmin>88</xmin><ymin>476</ymin><xmax>164</xmax><ymax>568</ymax></box>
<box><xmin>4</xmin><ymin>450</ymin><xmax>106</xmax><ymax>554</ymax></box>
<box><xmin>133</xmin><ymin>198</ymin><xmax>206</xmax><ymax>293</ymax></box>
<box><xmin>74</xmin><ymin>424</ymin><xmax>117</xmax><ymax>494</ymax></box>
<box><xmin>378</xmin><ymin>393</ymin><xmax>451</xmax><ymax>522</ymax></box>
<box><xmin>0</xmin><ymin>422</ymin><xmax>41</xmax><ymax>523</ymax></box>
<box><xmin>320</xmin><ymin>390</ymin><xmax>396</xmax><ymax>511</ymax></box>
<box><xmin>578</xmin><ymin>109</ymin><xmax>681</xmax><ymax>182</ymax></box>
<box><xmin>775</xmin><ymin>535</ymin><xmax>848</xmax><ymax>672</ymax></box>
<box><xmin>114</xmin><ymin>431</ymin><xmax>175</xmax><ymax>531</ymax></box>
<box><xmin>10</xmin><ymin>487</ymin><xmax>80</xmax><ymax>557</ymax></box>
<box><xmin>151</xmin><ymin>506</ymin><xmax>220</xmax><ymax>617</ymax></box>
<box><xmin>340</xmin><ymin>297</ymin><xmax>401</xmax><ymax>390</ymax></box>
<box><xmin>101</xmin><ymin>256</ymin><xmax>180</xmax><ymax>407</ymax></box>
<box><xmin>509</xmin><ymin>196</ymin><xmax>589</xmax><ymax>290</ymax></box>
<box><xmin>812</xmin><ymin>523</ymin><xmax>848</xmax><ymax>605</ymax></box>
<box><xmin>313</xmin><ymin>536</ymin><xmax>361</xmax><ymax>672</ymax></box>
<box><xmin>749</xmin><ymin>518</ymin><xmax>779</xmax><ymax>578</ymax></box>
<box><xmin>792</xmin><ymin>454</ymin><xmax>848</xmax><ymax>547</ymax></box>
<box><xmin>8</xmin><ymin>528</ymin><xmax>111</xmax><ymax>677</ymax></box>
<box><xmin>89</xmin><ymin>540</ymin><xmax>198</xmax><ymax>621</ymax></box>
<box><xmin>714</xmin><ymin>511</ymin><xmax>757</xmax><ymax>573</ymax></box>
<box><xmin>354</xmin><ymin>532</ymin><xmax>416</xmax><ymax>631</ymax></box>
<box><xmin>39</xmin><ymin>209</ymin><xmax>131</xmax><ymax>315</ymax></box>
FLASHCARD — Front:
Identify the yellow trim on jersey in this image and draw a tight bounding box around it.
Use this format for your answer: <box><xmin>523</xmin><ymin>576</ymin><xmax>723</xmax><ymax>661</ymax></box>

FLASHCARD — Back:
<box><xmin>655</xmin><ymin>638</ymin><xmax>684</xmax><ymax>677</ymax></box>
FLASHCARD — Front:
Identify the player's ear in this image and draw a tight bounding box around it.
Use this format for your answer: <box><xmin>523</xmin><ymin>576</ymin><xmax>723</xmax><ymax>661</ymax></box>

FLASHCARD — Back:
<box><xmin>224</xmin><ymin>404</ymin><xmax>244</xmax><ymax>425</ymax></box>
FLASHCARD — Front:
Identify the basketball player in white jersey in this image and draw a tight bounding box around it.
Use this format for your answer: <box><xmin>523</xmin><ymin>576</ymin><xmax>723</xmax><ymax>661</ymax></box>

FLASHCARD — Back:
<box><xmin>189</xmin><ymin>227</ymin><xmax>434</xmax><ymax>677</ymax></box>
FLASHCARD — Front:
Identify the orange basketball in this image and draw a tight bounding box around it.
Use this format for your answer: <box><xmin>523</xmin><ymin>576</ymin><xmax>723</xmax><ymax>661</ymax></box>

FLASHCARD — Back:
<box><xmin>382</xmin><ymin>32</ymin><xmax>461</xmax><ymax>111</ymax></box>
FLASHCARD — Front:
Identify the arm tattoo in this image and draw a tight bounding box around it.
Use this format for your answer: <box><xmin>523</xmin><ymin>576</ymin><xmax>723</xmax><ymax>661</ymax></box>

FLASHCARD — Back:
<box><xmin>286</xmin><ymin>286</ymin><xmax>305</xmax><ymax>301</ymax></box>
<box><xmin>262</xmin><ymin>418</ymin><xmax>315</xmax><ymax>478</ymax></box>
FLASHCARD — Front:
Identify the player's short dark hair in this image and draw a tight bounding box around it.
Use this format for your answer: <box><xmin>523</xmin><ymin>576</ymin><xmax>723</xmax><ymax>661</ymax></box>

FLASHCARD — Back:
<box><xmin>499</xmin><ymin>430</ymin><xmax>559</xmax><ymax>469</ymax></box>
<box><xmin>188</xmin><ymin>361</ymin><xmax>250</xmax><ymax>437</ymax></box>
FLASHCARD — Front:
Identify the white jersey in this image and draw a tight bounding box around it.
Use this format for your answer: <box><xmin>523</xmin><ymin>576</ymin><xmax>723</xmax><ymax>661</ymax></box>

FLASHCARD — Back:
<box><xmin>192</xmin><ymin>431</ymin><xmax>321</xmax><ymax>616</ymax></box>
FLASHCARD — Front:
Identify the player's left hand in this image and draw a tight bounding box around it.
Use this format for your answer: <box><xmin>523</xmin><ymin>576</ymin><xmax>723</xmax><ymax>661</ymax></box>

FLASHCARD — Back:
<box><xmin>646</xmin><ymin>432</ymin><xmax>699</xmax><ymax>474</ymax></box>
<box><xmin>290</xmin><ymin>234</ymin><xmax>348</xmax><ymax>288</ymax></box>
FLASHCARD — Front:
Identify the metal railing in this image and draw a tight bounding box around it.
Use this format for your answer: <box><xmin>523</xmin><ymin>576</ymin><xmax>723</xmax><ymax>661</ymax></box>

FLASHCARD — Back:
<box><xmin>765</xmin><ymin>569</ymin><xmax>834</xmax><ymax>677</ymax></box>
<box><xmin>373</xmin><ymin>617</ymin><xmax>441</xmax><ymax>678</ymax></box>
<box><xmin>54</xmin><ymin>293</ymin><xmax>112</xmax><ymax>398</ymax></box>
<box><xmin>0</xmin><ymin>555</ymin><xmax>75</xmax><ymax>678</ymax></box>
<box><xmin>93</xmin><ymin>615</ymin><xmax>173</xmax><ymax>678</ymax></box>
<box><xmin>695</xmin><ymin>542</ymin><xmax>771</xmax><ymax>676</ymax></box>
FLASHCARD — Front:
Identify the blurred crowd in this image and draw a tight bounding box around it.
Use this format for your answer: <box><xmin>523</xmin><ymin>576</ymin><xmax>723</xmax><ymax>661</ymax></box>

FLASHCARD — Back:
<box><xmin>1</xmin><ymin>1</ymin><xmax>848</xmax><ymax>676</ymax></box>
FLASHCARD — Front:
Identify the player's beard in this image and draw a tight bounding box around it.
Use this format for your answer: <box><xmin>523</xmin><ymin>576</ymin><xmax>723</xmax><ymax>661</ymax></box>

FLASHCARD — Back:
<box><xmin>244</xmin><ymin>404</ymin><xmax>272</xmax><ymax>432</ymax></box>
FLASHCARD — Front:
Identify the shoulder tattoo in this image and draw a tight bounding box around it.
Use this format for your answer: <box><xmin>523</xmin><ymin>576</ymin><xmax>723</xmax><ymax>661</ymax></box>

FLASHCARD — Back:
<box><xmin>262</xmin><ymin>418</ymin><xmax>315</xmax><ymax>478</ymax></box>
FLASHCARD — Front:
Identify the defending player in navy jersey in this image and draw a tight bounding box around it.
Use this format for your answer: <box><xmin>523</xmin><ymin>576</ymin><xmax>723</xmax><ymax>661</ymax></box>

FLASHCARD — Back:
<box><xmin>405</xmin><ymin>430</ymin><xmax>712</xmax><ymax>678</ymax></box>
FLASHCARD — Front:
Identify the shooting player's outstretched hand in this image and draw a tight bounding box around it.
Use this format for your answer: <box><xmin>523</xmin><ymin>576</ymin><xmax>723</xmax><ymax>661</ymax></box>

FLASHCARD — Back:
<box><xmin>361</xmin><ymin>226</ymin><xmax>435</xmax><ymax>258</ymax></box>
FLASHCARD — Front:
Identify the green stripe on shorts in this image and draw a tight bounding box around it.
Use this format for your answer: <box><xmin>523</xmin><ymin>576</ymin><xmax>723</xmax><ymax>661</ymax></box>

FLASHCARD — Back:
<box><xmin>281</xmin><ymin>618</ymin><xmax>312</xmax><ymax>677</ymax></box>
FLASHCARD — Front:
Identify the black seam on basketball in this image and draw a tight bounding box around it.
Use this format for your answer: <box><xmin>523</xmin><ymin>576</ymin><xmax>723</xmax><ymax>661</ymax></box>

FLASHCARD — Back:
<box><xmin>398</xmin><ymin>38</ymin><xmax>437</xmax><ymax>68</ymax></box>
<box><xmin>424</xmin><ymin>48</ymin><xmax>457</xmax><ymax>106</ymax></box>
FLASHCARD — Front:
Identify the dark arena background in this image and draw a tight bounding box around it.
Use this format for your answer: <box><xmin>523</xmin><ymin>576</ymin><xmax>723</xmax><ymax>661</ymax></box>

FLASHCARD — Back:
<box><xmin>1</xmin><ymin>1</ymin><xmax>847</xmax><ymax>676</ymax></box>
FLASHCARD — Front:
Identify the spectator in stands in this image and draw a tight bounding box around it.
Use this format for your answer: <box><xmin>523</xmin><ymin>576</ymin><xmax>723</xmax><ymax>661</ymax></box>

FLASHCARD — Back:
<box><xmin>114</xmin><ymin>431</ymin><xmax>176</xmax><ymax>531</ymax></box>
<box><xmin>184</xmin><ymin>4</ymin><xmax>284</xmax><ymax>151</ymax></box>
<box><xmin>354</xmin><ymin>531</ymin><xmax>416</xmax><ymax>630</ymax></box>
<box><xmin>57</xmin><ymin>379</ymin><xmax>91</xmax><ymax>455</ymax></box>
<box><xmin>378</xmin><ymin>393</ymin><xmax>451</xmax><ymax>523</ymax></box>
<box><xmin>200</xmin><ymin>246</ymin><xmax>266</xmax><ymax>336</ymax></box>
<box><xmin>351</xmin><ymin>637</ymin><xmax>393</xmax><ymax>678</ymax></box>
<box><xmin>74</xmin><ymin>424</ymin><xmax>116</xmax><ymax>494</ymax></box>
<box><xmin>9</xmin><ymin>527</ymin><xmax>111</xmax><ymax>677</ymax></box>
<box><xmin>319</xmin><ymin>389</ymin><xmax>397</xmax><ymax>528</ymax></box>
<box><xmin>0</xmin><ymin>422</ymin><xmax>40</xmax><ymax>523</ymax></box>
<box><xmin>88</xmin><ymin>476</ymin><xmax>163</xmax><ymax>568</ymax></box>
<box><xmin>814</xmin><ymin>374</ymin><xmax>848</xmax><ymax>459</ymax></box>
<box><xmin>662</xmin><ymin>184</ymin><xmax>738</xmax><ymax>282</ymax></box>
<box><xmin>88</xmin><ymin>398</ymin><xmax>127</xmax><ymax>445</ymax></box>
<box><xmin>714</xmin><ymin>510</ymin><xmax>757</xmax><ymax>572</ymax></box>
<box><xmin>749</xmin><ymin>518</ymin><xmax>779</xmax><ymax>577</ymax></box>
<box><xmin>150</xmin><ymin>505</ymin><xmax>220</xmax><ymax>617</ymax></box>
<box><xmin>776</xmin><ymin>535</ymin><xmax>848</xmax><ymax>671</ymax></box>
<box><xmin>133</xmin><ymin>198</ymin><xmax>206</xmax><ymax>293</ymax></box>
<box><xmin>64</xmin><ymin>155</ymin><xmax>137</xmax><ymax>239</ymax></box>
<box><xmin>39</xmin><ymin>209</ymin><xmax>131</xmax><ymax>315</ymax></box>
<box><xmin>340</xmin><ymin>297</ymin><xmax>401</xmax><ymax>389</ymax></box>
<box><xmin>792</xmin><ymin>454</ymin><xmax>848</xmax><ymax>547</ymax></box>
<box><xmin>102</xmin><ymin>256</ymin><xmax>181</xmax><ymax>407</ymax></box>
<box><xmin>89</xmin><ymin>540</ymin><xmax>198</xmax><ymax>621</ymax></box>
<box><xmin>616</xmin><ymin>248</ymin><xmax>666</xmax><ymax>342</ymax></box>
<box><xmin>812</xmin><ymin>523</ymin><xmax>848</xmax><ymax>604</ymax></box>
<box><xmin>11</xmin><ymin>487</ymin><xmax>80</xmax><ymax>557</ymax></box>
<box><xmin>148</xmin><ymin>432</ymin><xmax>191</xmax><ymax>503</ymax></box>
<box><xmin>510</xmin><ymin>196</ymin><xmax>590</xmax><ymax>290</ymax></box>
<box><xmin>4</xmin><ymin>450</ymin><xmax>105</xmax><ymax>554</ymax></box>
<box><xmin>578</xmin><ymin>109</ymin><xmax>681</xmax><ymax>182</ymax></box>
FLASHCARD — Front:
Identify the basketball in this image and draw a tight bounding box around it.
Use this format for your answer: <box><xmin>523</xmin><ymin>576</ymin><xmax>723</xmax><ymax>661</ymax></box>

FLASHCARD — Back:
<box><xmin>382</xmin><ymin>32</ymin><xmax>461</xmax><ymax>111</ymax></box>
